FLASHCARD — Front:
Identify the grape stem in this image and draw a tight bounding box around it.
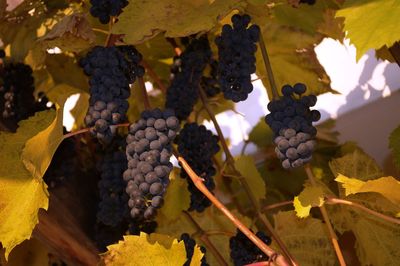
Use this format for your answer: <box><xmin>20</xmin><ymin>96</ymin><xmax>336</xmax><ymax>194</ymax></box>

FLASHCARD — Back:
<box><xmin>63</xmin><ymin>123</ymin><xmax>130</xmax><ymax>139</ymax></box>
<box><xmin>182</xmin><ymin>211</ymin><xmax>229</xmax><ymax>266</ymax></box>
<box><xmin>304</xmin><ymin>164</ymin><xmax>347</xmax><ymax>266</ymax></box>
<box><xmin>166</xmin><ymin>37</ymin><xmax>183</xmax><ymax>56</ymax></box>
<box><xmin>138</xmin><ymin>76</ymin><xmax>151</xmax><ymax>110</ymax></box>
<box><xmin>177</xmin><ymin>156</ymin><xmax>291</xmax><ymax>266</ymax></box>
<box><xmin>258</xmin><ymin>31</ymin><xmax>279</xmax><ymax>100</ymax></box>
<box><xmin>198</xmin><ymin>88</ymin><xmax>297</xmax><ymax>266</ymax></box>
<box><xmin>140</xmin><ymin>60</ymin><xmax>167</xmax><ymax>94</ymax></box>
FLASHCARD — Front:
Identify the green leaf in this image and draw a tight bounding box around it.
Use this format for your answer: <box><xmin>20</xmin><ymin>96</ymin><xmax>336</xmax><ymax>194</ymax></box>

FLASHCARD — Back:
<box><xmin>113</xmin><ymin>0</ymin><xmax>246</xmax><ymax>44</ymax></box>
<box><xmin>39</xmin><ymin>13</ymin><xmax>96</xmax><ymax>53</ymax></box>
<box><xmin>0</xmin><ymin>111</ymin><xmax>55</xmax><ymax>258</ymax></box>
<box><xmin>336</xmin><ymin>0</ymin><xmax>400</xmax><ymax>60</ymax></box>
<box><xmin>101</xmin><ymin>233</ymin><xmax>187</xmax><ymax>266</ymax></box>
<box><xmin>272</xmin><ymin>0</ymin><xmax>339</xmax><ymax>35</ymax></box>
<box><xmin>336</xmin><ymin>175</ymin><xmax>400</xmax><ymax>206</ymax></box>
<box><xmin>389</xmin><ymin>125</ymin><xmax>400</xmax><ymax>170</ymax></box>
<box><xmin>234</xmin><ymin>155</ymin><xmax>266</xmax><ymax>206</ymax></box>
<box><xmin>250</xmin><ymin>18</ymin><xmax>332</xmax><ymax>97</ymax></box>
<box><xmin>293</xmin><ymin>185</ymin><xmax>325</xmax><ymax>218</ymax></box>
<box><xmin>160</xmin><ymin>168</ymin><xmax>191</xmax><ymax>221</ymax></box>
<box><xmin>272</xmin><ymin>211</ymin><xmax>335</xmax><ymax>265</ymax></box>
<box><xmin>329</xmin><ymin>149</ymin><xmax>383</xmax><ymax>181</ymax></box>
<box><xmin>248</xmin><ymin>117</ymin><xmax>273</xmax><ymax>148</ymax></box>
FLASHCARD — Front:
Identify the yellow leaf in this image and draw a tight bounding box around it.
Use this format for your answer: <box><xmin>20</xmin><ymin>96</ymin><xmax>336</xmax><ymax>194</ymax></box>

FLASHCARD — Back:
<box><xmin>293</xmin><ymin>185</ymin><xmax>324</xmax><ymax>218</ymax></box>
<box><xmin>234</xmin><ymin>155</ymin><xmax>266</xmax><ymax>207</ymax></box>
<box><xmin>21</xmin><ymin>84</ymin><xmax>80</xmax><ymax>180</ymax></box>
<box><xmin>0</xmin><ymin>111</ymin><xmax>55</xmax><ymax>258</ymax></box>
<box><xmin>113</xmin><ymin>0</ymin><xmax>246</xmax><ymax>44</ymax></box>
<box><xmin>101</xmin><ymin>233</ymin><xmax>187</xmax><ymax>266</ymax></box>
<box><xmin>160</xmin><ymin>168</ymin><xmax>191</xmax><ymax>221</ymax></box>
<box><xmin>336</xmin><ymin>175</ymin><xmax>400</xmax><ymax>206</ymax></box>
<box><xmin>190</xmin><ymin>244</ymin><xmax>205</xmax><ymax>266</ymax></box>
<box><xmin>273</xmin><ymin>211</ymin><xmax>335</xmax><ymax>265</ymax></box>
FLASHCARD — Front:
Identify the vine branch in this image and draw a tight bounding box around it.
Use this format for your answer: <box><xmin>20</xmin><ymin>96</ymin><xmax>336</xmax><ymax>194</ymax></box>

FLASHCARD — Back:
<box><xmin>63</xmin><ymin>123</ymin><xmax>130</xmax><ymax>139</ymax></box>
<box><xmin>199</xmin><ymin>88</ymin><xmax>297</xmax><ymax>266</ymax></box>
<box><xmin>183</xmin><ymin>211</ymin><xmax>228</xmax><ymax>266</ymax></box>
<box><xmin>304</xmin><ymin>165</ymin><xmax>346</xmax><ymax>266</ymax></box>
<box><xmin>177</xmin><ymin>156</ymin><xmax>290</xmax><ymax>266</ymax></box>
<box><xmin>138</xmin><ymin>76</ymin><xmax>151</xmax><ymax>110</ymax></box>
<box><xmin>140</xmin><ymin>60</ymin><xmax>167</xmax><ymax>94</ymax></box>
<box><xmin>258</xmin><ymin>31</ymin><xmax>279</xmax><ymax>100</ymax></box>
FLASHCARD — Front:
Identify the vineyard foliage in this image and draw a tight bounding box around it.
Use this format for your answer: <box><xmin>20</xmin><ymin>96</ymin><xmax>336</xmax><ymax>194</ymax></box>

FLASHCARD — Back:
<box><xmin>0</xmin><ymin>0</ymin><xmax>399</xmax><ymax>265</ymax></box>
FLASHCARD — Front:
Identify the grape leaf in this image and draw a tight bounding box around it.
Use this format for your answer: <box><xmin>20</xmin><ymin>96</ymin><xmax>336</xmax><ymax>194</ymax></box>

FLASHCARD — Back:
<box><xmin>234</xmin><ymin>155</ymin><xmax>266</xmax><ymax>206</ymax></box>
<box><xmin>329</xmin><ymin>149</ymin><xmax>383</xmax><ymax>181</ymax></box>
<box><xmin>1</xmin><ymin>238</ymin><xmax>49</xmax><ymax>266</ymax></box>
<box><xmin>39</xmin><ymin>13</ymin><xmax>96</xmax><ymax>53</ymax></box>
<box><xmin>69</xmin><ymin>92</ymin><xmax>90</xmax><ymax>130</ymax></box>
<box><xmin>113</xmin><ymin>0</ymin><xmax>246</xmax><ymax>44</ymax></box>
<box><xmin>248</xmin><ymin>117</ymin><xmax>273</xmax><ymax>148</ymax></box>
<box><xmin>0</xmin><ymin>111</ymin><xmax>55</xmax><ymax>258</ymax></box>
<box><xmin>272</xmin><ymin>0</ymin><xmax>339</xmax><ymax>35</ymax></box>
<box><xmin>389</xmin><ymin>125</ymin><xmax>400</xmax><ymax>170</ymax></box>
<box><xmin>249</xmin><ymin>15</ymin><xmax>332</xmax><ymax>98</ymax></box>
<box><xmin>293</xmin><ymin>185</ymin><xmax>324</xmax><ymax>218</ymax></box>
<box><xmin>273</xmin><ymin>211</ymin><xmax>335</xmax><ymax>266</ymax></box>
<box><xmin>101</xmin><ymin>233</ymin><xmax>187</xmax><ymax>266</ymax></box>
<box><xmin>336</xmin><ymin>175</ymin><xmax>400</xmax><ymax>206</ymax></box>
<box><xmin>21</xmin><ymin>84</ymin><xmax>81</xmax><ymax>180</ymax></box>
<box><xmin>336</xmin><ymin>0</ymin><xmax>400</xmax><ymax>60</ymax></box>
<box><xmin>160</xmin><ymin>168</ymin><xmax>191</xmax><ymax>221</ymax></box>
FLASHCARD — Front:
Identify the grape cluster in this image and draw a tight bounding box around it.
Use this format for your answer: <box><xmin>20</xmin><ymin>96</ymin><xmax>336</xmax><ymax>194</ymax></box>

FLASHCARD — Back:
<box><xmin>80</xmin><ymin>45</ymin><xmax>144</xmax><ymax>143</ymax></box>
<box><xmin>124</xmin><ymin>108</ymin><xmax>180</xmax><ymax>221</ymax></box>
<box><xmin>97</xmin><ymin>146</ymin><xmax>129</xmax><ymax>227</ymax></box>
<box><xmin>300</xmin><ymin>0</ymin><xmax>316</xmax><ymax>5</ymax></box>
<box><xmin>180</xmin><ymin>233</ymin><xmax>209</xmax><ymax>266</ymax></box>
<box><xmin>264</xmin><ymin>83</ymin><xmax>320</xmax><ymax>169</ymax></box>
<box><xmin>89</xmin><ymin>0</ymin><xmax>128</xmax><ymax>24</ymax></box>
<box><xmin>215</xmin><ymin>14</ymin><xmax>260</xmax><ymax>102</ymax></box>
<box><xmin>165</xmin><ymin>36</ymin><xmax>212</xmax><ymax>120</ymax></box>
<box><xmin>175</xmin><ymin>123</ymin><xmax>219</xmax><ymax>212</ymax></box>
<box><xmin>0</xmin><ymin>49</ymin><xmax>5</xmax><ymax>58</ymax></box>
<box><xmin>229</xmin><ymin>229</ymin><xmax>272</xmax><ymax>266</ymax></box>
<box><xmin>0</xmin><ymin>63</ymin><xmax>36</xmax><ymax>120</ymax></box>
<box><xmin>201</xmin><ymin>59</ymin><xmax>220</xmax><ymax>97</ymax></box>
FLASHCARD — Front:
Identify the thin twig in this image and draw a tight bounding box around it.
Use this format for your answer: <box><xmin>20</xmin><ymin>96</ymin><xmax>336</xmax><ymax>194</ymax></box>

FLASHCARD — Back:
<box><xmin>140</xmin><ymin>60</ymin><xmax>167</xmax><ymax>94</ymax></box>
<box><xmin>63</xmin><ymin>123</ymin><xmax>130</xmax><ymax>139</ymax></box>
<box><xmin>166</xmin><ymin>37</ymin><xmax>182</xmax><ymax>56</ymax></box>
<box><xmin>178</xmin><ymin>157</ymin><xmax>290</xmax><ymax>266</ymax></box>
<box><xmin>258</xmin><ymin>31</ymin><xmax>279</xmax><ymax>100</ymax></box>
<box><xmin>304</xmin><ymin>165</ymin><xmax>346</xmax><ymax>266</ymax></box>
<box><xmin>326</xmin><ymin>197</ymin><xmax>400</xmax><ymax>225</ymax></box>
<box><xmin>183</xmin><ymin>211</ymin><xmax>228</xmax><ymax>266</ymax></box>
<box><xmin>263</xmin><ymin>201</ymin><xmax>293</xmax><ymax>212</ymax></box>
<box><xmin>199</xmin><ymin>88</ymin><xmax>296</xmax><ymax>266</ymax></box>
<box><xmin>138</xmin><ymin>76</ymin><xmax>151</xmax><ymax>110</ymax></box>
<box><xmin>205</xmin><ymin>230</ymin><xmax>235</xmax><ymax>237</ymax></box>
<box><xmin>92</xmin><ymin>28</ymin><xmax>109</xmax><ymax>35</ymax></box>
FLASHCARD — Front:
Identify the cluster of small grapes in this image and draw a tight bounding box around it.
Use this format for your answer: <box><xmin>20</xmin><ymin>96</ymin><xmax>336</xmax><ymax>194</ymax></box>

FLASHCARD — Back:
<box><xmin>124</xmin><ymin>108</ymin><xmax>180</xmax><ymax>221</ymax></box>
<box><xmin>89</xmin><ymin>0</ymin><xmax>128</xmax><ymax>24</ymax></box>
<box><xmin>215</xmin><ymin>14</ymin><xmax>260</xmax><ymax>102</ymax></box>
<box><xmin>175</xmin><ymin>123</ymin><xmax>220</xmax><ymax>212</ymax></box>
<box><xmin>0</xmin><ymin>49</ymin><xmax>5</xmax><ymax>58</ymax></box>
<box><xmin>265</xmin><ymin>83</ymin><xmax>320</xmax><ymax>169</ymax></box>
<box><xmin>0</xmin><ymin>62</ymin><xmax>36</xmax><ymax>120</ymax></box>
<box><xmin>201</xmin><ymin>59</ymin><xmax>220</xmax><ymax>97</ymax></box>
<box><xmin>300</xmin><ymin>0</ymin><xmax>316</xmax><ymax>5</ymax></box>
<box><xmin>180</xmin><ymin>233</ymin><xmax>209</xmax><ymax>266</ymax></box>
<box><xmin>229</xmin><ymin>229</ymin><xmax>272</xmax><ymax>266</ymax></box>
<box><xmin>165</xmin><ymin>35</ymin><xmax>212</xmax><ymax>120</ymax></box>
<box><xmin>80</xmin><ymin>45</ymin><xmax>144</xmax><ymax>143</ymax></box>
<box><xmin>97</xmin><ymin>146</ymin><xmax>129</xmax><ymax>227</ymax></box>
